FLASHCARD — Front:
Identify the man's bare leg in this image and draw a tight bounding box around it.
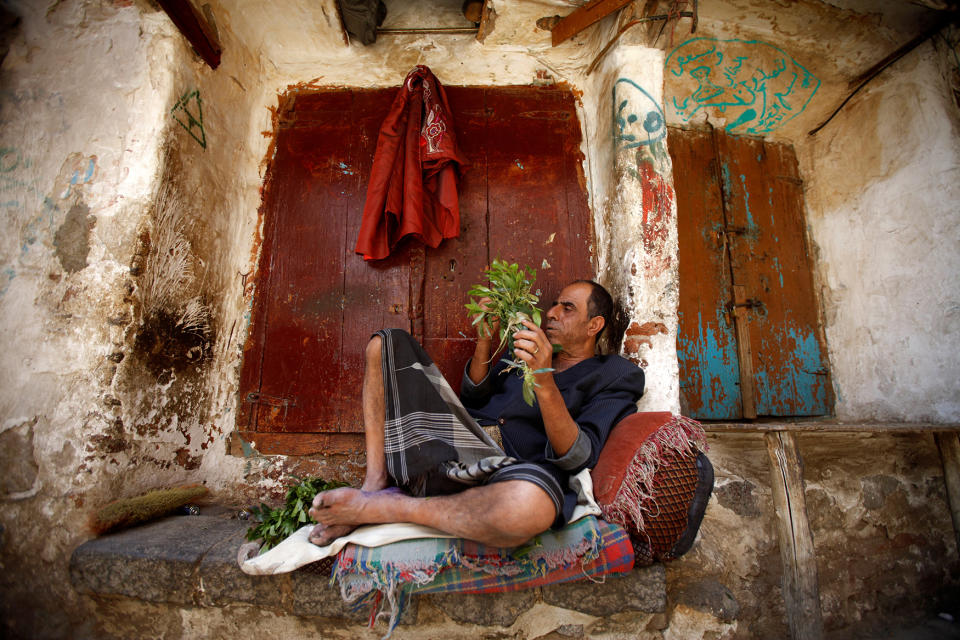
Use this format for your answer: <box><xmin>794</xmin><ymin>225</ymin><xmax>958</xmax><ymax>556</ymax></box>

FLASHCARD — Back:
<box><xmin>309</xmin><ymin>335</ymin><xmax>391</xmax><ymax>546</ymax></box>
<box><xmin>309</xmin><ymin>480</ymin><xmax>557</xmax><ymax>548</ymax></box>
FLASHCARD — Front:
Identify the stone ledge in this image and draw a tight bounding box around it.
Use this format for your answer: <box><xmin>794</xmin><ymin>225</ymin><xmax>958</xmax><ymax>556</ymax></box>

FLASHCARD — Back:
<box><xmin>69</xmin><ymin>513</ymin><xmax>665</xmax><ymax>628</ymax></box>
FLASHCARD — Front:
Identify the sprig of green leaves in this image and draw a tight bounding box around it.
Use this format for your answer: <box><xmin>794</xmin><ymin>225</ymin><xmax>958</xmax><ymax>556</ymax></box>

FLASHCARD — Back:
<box><xmin>245</xmin><ymin>476</ymin><xmax>349</xmax><ymax>551</ymax></box>
<box><xmin>465</xmin><ymin>259</ymin><xmax>554</xmax><ymax>405</ymax></box>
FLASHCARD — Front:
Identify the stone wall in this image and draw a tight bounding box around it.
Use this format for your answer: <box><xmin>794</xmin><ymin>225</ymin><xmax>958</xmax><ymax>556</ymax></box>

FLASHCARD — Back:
<box><xmin>666</xmin><ymin>432</ymin><xmax>960</xmax><ymax>640</ymax></box>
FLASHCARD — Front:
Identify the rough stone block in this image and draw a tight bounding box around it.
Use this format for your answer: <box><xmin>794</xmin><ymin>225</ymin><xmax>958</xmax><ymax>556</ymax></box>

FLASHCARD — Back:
<box><xmin>70</xmin><ymin>515</ymin><xmax>245</xmax><ymax>604</ymax></box>
<box><xmin>289</xmin><ymin>566</ymin><xmax>375</xmax><ymax>622</ymax></box>
<box><xmin>542</xmin><ymin>565</ymin><xmax>666</xmax><ymax>616</ymax></box>
<box><xmin>199</xmin><ymin>528</ymin><xmax>287</xmax><ymax>607</ymax></box>
<box><xmin>672</xmin><ymin>578</ymin><xmax>739</xmax><ymax>622</ymax></box>
<box><xmin>428</xmin><ymin>588</ymin><xmax>538</xmax><ymax>626</ymax></box>
<box><xmin>0</xmin><ymin>420</ymin><xmax>38</xmax><ymax>494</ymax></box>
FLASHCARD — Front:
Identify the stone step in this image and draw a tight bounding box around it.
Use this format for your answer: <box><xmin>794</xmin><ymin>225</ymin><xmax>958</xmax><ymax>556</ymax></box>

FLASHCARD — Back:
<box><xmin>70</xmin><ymin>512</ymin><xmax>667</xmax><ymax>628</ymax></box>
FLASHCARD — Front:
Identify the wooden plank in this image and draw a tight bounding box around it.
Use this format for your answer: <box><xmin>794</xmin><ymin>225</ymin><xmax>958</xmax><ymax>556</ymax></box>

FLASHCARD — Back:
<box><xmin>551</xmin><ymin>0</ymin><xmax>633</xmax><ymax>46</ymax></box>
<box><xmin>157</xmin><ymin>0</ymin><xmax>222</xmax><ymax>69</ymax></box>
<box><xmin>714</xmin><ymin>132</ymin><xmax>830</xmax><ymax>417</ymax></box>
<box><xmin>935</xmin><ymin>433</ymin><xmax>960</xmax><ymax>556</ymax></box>
<box><xmin>765</xmin><ymin>431</ymin><xmax>824</xmax><ymax>640</ymax></box>
<box><xmin>669</xmin><ymin>127</ymin><xmax>742</xmax><ymax>419</ymax></box>
<box><xmin>485</xmin><ymin>86</ymin><xmax>593</xmax><ymax>317</ymax></box>
<box><xmin>421</xmin><ymin>87</ymin><xmax>491</xmax><ymax>391</ymax></box>
<box><xmin>337</xmin><ymin>89</ymin><xmax>414</xmax><ymax>432</ymax></box>
<box><xmin>235</xmin><ymin>431</ymin><xmax>365</xmax><ymax>456</ymax></box>
<box><xmin>253</xmin><ymin>91</ymin><xmax>356</xmax><ymax>432</ymax></box>
<box><xmin>706</xmin><ymin>422</ymin><xmax>960</xmax><ymax>433</ymax></box>
<box><xmin>732</xmin><ymin>284</ymin><xmax>757</xmax><ymax>418</ymax></box>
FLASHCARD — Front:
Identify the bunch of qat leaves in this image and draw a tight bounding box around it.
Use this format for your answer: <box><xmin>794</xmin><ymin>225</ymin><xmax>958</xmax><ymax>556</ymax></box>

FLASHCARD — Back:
<box><xmin>465</xmin><ymin>259</ymin><xmax>554</xmax><ymax>405</ymax></box>
<box><xmin>245</xmin><ymin>476</ymin><xmax>348</xmax><ymax>551</ymax></box>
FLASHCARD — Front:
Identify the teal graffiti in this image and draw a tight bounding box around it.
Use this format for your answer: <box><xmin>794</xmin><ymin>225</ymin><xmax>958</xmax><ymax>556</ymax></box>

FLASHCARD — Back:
<box><xmin>171</xmin><ymin>89</ymin><xmax>207</xmax><ymax>149</ymax></box>
<box><xmin>613</xmin><ymin>78</ymin><xmax>667</xmax><ymax>150</ymax></box>
<box><xmin>61</xmin><ymin>157</ymin><xmax>96</xmax><ymax>199</ymax></box>
<box><xmin>666</xmin><ymin>38</ymin><xmax>820</xmax><ymax>135</ymax></box>
<box><xmin>0</xmin><ymin>147</ymin><xmax>39</xmax><ymax>210</ymax></box>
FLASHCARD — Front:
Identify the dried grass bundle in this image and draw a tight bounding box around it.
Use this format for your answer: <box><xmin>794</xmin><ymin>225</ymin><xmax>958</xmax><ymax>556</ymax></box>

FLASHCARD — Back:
<box><xmin>89</xmin><ymin>484</ymin><xmax>209</xmax><ymax>535</ymax></box>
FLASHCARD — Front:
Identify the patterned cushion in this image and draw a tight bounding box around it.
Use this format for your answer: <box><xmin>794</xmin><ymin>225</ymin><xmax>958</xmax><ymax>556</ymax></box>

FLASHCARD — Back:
<box><xmin>591</xmin><ymin>412</ymin><xmax>713</xmax><ymax>566</ymax></box>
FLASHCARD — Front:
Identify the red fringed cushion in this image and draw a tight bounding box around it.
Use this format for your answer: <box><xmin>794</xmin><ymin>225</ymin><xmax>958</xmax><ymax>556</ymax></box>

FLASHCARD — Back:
<box><xmin>591</xmin><ymin>412</ymin><xmax>712</xmax><ymax>566</ymax></box>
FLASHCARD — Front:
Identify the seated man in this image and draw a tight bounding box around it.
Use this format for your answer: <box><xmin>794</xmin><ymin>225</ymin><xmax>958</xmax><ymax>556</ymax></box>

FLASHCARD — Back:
<box><xmin>308</xmin><ymin>280</ymin><xmax>644</xmax><ymax>548</ymax></box>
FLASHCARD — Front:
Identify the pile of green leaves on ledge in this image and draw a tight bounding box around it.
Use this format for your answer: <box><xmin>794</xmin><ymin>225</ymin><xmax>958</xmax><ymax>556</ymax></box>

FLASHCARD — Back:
<box><xmin>465</xmin><ymin>259</ymin><xmax>554</xmax><ymax>406</ymax></box>
<box><xmin>245</xmin><ymin>476</ymin><xmax>348</xmax><ymax>551</ymax></box>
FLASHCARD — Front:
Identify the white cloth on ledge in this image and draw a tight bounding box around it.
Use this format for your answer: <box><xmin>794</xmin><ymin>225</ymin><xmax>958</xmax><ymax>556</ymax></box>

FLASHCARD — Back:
<box><xmin>238</xmin><ymin>468</ymin><xmax>601</xmax><ymax>576</ymax></box>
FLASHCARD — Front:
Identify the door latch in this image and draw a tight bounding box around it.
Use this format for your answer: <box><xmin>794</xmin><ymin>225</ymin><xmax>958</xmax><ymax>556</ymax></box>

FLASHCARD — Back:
<box><xmin>245</xmin><ymin>392</ymin><xmax>297</xmax><ymax>422</ymax></box>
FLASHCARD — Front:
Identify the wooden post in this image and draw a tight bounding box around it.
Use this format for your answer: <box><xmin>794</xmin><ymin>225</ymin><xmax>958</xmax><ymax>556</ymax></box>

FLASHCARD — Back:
<box><xmin>935</xmin><ymin>433</ymin><xmax>960</xmax><ymax>556</ymax></box>
<box><xmin>766</xmin><ymin>431</ymin><xmax>824</xmax><ymax>640</ymax></box>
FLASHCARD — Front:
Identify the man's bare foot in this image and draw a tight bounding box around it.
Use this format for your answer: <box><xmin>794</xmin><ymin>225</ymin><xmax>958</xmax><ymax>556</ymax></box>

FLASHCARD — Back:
<box><xmin>307</xmin><ymin>522</ymin><xmax>354</xmax><ymax>546</ymax></box>
<box><xmin>307</xmin><ymin>486</ymin><xmax>403</xmax><ymax>547</ymax></box>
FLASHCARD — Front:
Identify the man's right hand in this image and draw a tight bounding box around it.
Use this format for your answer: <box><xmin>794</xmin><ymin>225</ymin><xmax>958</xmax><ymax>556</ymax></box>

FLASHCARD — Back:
<box><xmin>473</xmin><ymin>296</ymin><xmax>500</xmax><ymax>343</ymax></box>
<box><xmin>468</xmin><ymin>296</ymin><xmax>500</xmax><ymax>384</ymax></box>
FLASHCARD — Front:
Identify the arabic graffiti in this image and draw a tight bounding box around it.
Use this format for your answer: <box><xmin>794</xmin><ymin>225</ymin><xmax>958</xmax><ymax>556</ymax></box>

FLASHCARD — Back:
<box><xmin>665</xmin><ymin>37</ymin><xmax>820</xmax><ymax>135</ymax></box>
<box><xmin>613</xmin><ymin>78</ymin><xmax>667</xmax><ymax>150</ymax></box>
<box><xmin>171</xmin><ymin>89</ymin><xmax>207</xmax><ymax>149</ymax></box>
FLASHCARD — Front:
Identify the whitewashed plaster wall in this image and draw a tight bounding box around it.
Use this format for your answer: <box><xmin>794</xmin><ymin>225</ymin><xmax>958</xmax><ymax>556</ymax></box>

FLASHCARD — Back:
<box><xmin>0</xmin><ymin>0</ymin><xmax>271</xmax><ymax>635</ymax></box>
<box><xmin>0</xmin><ymin>1</ymin><xmax>180</xmax><ymax>634</ymax></box>
<box><xmin>797</xmin><ymin>42</ymin><xmax>960</xmax><ymax>423</ymax></box>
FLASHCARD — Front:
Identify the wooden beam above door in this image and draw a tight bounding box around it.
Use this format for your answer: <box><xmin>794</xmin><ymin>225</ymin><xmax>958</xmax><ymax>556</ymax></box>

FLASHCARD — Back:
<box><xmin>157</xmin><ymin>0</ymin><xmax>222</xmax><ymax>69</ymax></box>
<box><xmin>551</xmin><ymin>0</ymin><xmax>633</xmax><ymax>46</ymax></box>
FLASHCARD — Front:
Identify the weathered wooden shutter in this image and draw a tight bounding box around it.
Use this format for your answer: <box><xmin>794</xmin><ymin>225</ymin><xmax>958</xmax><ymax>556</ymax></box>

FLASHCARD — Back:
<box><xmin>672</xmin><ymin>127</ymin><xmax>831</xmax><ymax>420</ymax></box>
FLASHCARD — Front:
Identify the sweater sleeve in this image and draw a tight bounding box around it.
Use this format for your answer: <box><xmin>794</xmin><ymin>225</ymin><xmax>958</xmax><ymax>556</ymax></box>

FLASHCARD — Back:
<box><xmin>545</xmin><ymin>363</ymin><xmax>645</xmax><ymax>474</ymax></box>
<box><xmin>459</xmin><ymin>357</ymin><xmax>499</xmax><ymax>408</ymax></box>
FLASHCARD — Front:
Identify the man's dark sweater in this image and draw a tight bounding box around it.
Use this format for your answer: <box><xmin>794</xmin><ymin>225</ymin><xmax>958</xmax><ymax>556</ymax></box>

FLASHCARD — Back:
<box><xmin>460</xmin><ymin>354</ymin><xmax>645</xmax><ymax>522</ymax></box>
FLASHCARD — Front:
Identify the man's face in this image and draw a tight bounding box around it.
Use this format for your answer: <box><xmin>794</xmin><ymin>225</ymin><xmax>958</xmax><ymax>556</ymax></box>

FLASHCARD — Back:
<box><xmin>543</xmin><ymin>282</ymin><xmax>596</xmax><ymax>349</ymax></box>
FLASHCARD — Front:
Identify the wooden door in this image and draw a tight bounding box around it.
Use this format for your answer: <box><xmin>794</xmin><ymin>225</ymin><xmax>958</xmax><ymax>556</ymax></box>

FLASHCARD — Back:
<box><xmin>671</xmin><ymin>127</ymin><xmax>831</xmax><ymax>420</ymax></box>
<box><xmin>238</xmin><ymin>86</ymin><xmax>593</xmax><ymax>454</ymax></box>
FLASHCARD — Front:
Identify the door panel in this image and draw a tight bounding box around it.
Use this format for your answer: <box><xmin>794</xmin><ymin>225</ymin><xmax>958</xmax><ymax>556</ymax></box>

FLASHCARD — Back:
<box><xmin>485</xmin><ymin>88</ymin><xmax>593</xmax><ymax>311</ymax></box>
<box><xmin>250</xmin><ymin>90</ymin><xmax>413</xmax><ymax>433</ymax></box>
<box><xmin>672</xmin><ymin>127</ymin><xmax>831</xmax><ymax>419</ymax></box>
<box><xmin>422</xmin><ymin>87</ymin><xmax>491</xmax><ymax>392</ymax></box>
<box><xmin>240</xmin><ymin>85</ymin><xmax>593</xmax><ymax>445</ymax></box>
<box><xmin>714</xmin><ymin>134</ymin><xmax>830</xmax><ymax>416</ymax></box>
<box><xmin>671</xmin><ymin>128</ymin><xmax>743</xmax><ymax>419</ymax></box>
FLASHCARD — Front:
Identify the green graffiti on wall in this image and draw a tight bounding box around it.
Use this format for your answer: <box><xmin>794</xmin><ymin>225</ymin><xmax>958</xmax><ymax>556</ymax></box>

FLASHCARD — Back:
<box><xmin>666</xmin><ymin>37</ymin><xmax>820</xmax><ymax>135</ymax></box>
<box><xmin>171</xmin><ymin>89</ymin><xmax>207</xmax><ymax>149</ymax></box>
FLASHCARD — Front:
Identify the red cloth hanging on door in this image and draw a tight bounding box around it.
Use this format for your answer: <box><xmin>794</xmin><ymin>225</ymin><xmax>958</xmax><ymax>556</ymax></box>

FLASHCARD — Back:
<box><xmin>354</xmin><ymin>66</ymin><xmax>470</xmax><ymax>261</ymax></box>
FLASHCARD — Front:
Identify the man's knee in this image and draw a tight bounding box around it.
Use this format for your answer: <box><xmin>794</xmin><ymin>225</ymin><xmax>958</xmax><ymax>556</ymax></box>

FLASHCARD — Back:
<box><xmin>365</xmin><ymin>335</ymin><xmax>382</xmax><ymax>364</ymax></box>
<box><xmin>489</xmin><ymin>480</ymin><xmax>556</xmax><ymax>546</ymax></box>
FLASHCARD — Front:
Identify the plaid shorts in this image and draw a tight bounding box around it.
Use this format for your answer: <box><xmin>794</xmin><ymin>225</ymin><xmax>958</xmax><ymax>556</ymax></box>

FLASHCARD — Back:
<box><xmin>376</xmin><ymin>328</ymin><xmax>564</xmax><ymax>519</ymax></box>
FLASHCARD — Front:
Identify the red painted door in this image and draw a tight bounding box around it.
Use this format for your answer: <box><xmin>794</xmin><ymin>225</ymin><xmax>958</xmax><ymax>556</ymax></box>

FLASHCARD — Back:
<box><xmin>239</xmin><ymin>86</ymin><xmax>593</xmax><ymax>454</ymax></box>
<box><xmin>671</xmin><ymin>127</ymin><xmax>831</xmax><ymax>420</ymax></box>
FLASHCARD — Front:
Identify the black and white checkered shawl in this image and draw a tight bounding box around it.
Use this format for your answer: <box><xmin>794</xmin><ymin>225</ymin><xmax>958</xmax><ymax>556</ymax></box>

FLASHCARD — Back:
<box><xmin>376</xmin><ymin>329</ymin><xmax>564</xmax><ymax>519</ymax></box>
